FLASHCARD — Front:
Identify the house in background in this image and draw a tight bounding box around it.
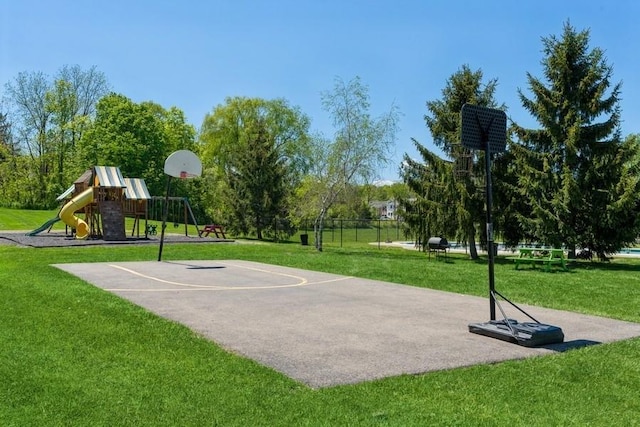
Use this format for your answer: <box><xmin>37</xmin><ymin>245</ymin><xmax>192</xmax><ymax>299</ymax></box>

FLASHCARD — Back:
<box><xmin>369</xmin><ymin>199</ymin><xmax>397</xmax><ymax>219</ymax></box>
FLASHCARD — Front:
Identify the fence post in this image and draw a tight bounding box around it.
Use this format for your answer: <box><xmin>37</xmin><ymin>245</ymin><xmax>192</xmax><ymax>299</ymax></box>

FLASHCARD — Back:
<box><xmin>331</xmin><ymin>219</ymin><xmax>335</xmax><ymax>242</ymax></box>
<box><xmin>340</xmin><ymin>219</ymin><xmax>343</xmax><ymax>247</ymax></box>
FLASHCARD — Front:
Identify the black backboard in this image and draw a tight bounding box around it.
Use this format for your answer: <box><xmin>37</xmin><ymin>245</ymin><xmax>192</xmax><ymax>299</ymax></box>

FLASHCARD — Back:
<box><xmin>461</xmin><ymin>104</ymin><xmax>507</xmax><ymax>152</ymax></box>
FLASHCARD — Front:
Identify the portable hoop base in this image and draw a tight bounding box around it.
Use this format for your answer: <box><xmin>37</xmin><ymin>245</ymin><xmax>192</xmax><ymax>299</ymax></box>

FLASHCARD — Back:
<box><xmin>469</xmin><ymin>319</ymin><xmax>564</xmax><ymax>347</ymax></box>
<box><xmin>468</xmin><ymin>290</ymin><xmax>564</xmax><ymax>347</ymax></box>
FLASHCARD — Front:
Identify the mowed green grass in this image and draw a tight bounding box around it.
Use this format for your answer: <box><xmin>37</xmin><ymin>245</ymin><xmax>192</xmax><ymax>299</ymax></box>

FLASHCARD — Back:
<box><xmin>1</xmin><ymin>208</ymin><xmax>640</xmax><ymax>425</ymax></box>
<box><xmin>0</xmin><ymin>206</ymin><xmax>403</xmax><ymax>243</ymax></box>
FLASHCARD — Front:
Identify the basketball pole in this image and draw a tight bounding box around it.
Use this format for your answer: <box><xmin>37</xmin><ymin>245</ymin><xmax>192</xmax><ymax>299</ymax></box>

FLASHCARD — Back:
<box><xmin>484</xmin><ymin>138</ymin><xmax>496</xmax><ymax>321</ymax></box>
<box><xmin>157</xmin><ymin>175</ymin><xmax>173</xmax><ymax>262</ymax></box>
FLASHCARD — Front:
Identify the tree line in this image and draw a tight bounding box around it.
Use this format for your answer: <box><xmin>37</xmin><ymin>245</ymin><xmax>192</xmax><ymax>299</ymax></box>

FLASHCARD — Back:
<box><xmin>401</xmin><ymin>22</ymin><xmax>640</xmax><ymax>260</ymax></box>
<box><xmin>1</xmin><ymin>22</ymin><xmax>639</xmax><ymax>256</ymax></box>
<box><xmin>0</xmin><ymin>68</ymin><xmax>398</xmax><ymax>251</ymax></box>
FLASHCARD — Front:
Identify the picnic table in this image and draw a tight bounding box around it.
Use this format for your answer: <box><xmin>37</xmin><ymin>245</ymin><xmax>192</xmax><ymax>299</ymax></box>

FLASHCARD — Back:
<box><xmin>507</xmin><ymin>247</ymin><xmax>568</xmax><ymax>272</ymax></box>
<box><xmin>198</xmin><ymin>224</ymin><xmax>226</xmax><ymax>238</ymax></box>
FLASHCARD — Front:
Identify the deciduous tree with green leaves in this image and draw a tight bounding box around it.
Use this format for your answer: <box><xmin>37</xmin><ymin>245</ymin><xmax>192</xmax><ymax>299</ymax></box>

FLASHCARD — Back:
<box><xmin>77</xmin><ymin>94</ymin><xmax>194</xmax><ymax>196</ymax></box>
<box><xmin>300</xmin><ymin>76</ymin><xmax>399</xmax><ymax>251</ymax></box>
<box><xmin>4</xmin><ymin>71</ymin><xmax>52</xmax><ymax>205</ymax></box>
<box><xmin>2</xmin><ymin>65</ymin><xmax>108</xmax><ymax>207</ymax></box>
<box><xmin>46</xmin><ymin>65</ymin><xmax>109</xmax><ymax>190</ymax></box>
<box><xmin>511</xmin><ymin>22</ymin><xmax>640</xmax><ymax>259</ymax></box>
<box><xmin>0</xmin><ymin>110</ymin><xmax>13</xmax><ymax>159</ymax></box>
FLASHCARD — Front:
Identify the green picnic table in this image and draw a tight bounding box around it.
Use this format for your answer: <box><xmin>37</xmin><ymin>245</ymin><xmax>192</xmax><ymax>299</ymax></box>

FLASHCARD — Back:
<box><xmin>507</xmin><ymin>248</ymin><xmax>568</xmax><ymax>272</ymax></box>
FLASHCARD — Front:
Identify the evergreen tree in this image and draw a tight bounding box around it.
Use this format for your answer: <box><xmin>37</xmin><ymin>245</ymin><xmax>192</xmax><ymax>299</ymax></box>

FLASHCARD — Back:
<box><xmin>512</xmin><ymin>22</ymin><xmax>640</xmax><ymax>258</ymax></box>
<box><xmin>199</xmin><ymin>97</ymin><xmax>312</xmax><ymax>239</ymax></box>
<box><xmin>401</xmin><ymin>143</ymin><xmax>457</xmax><ymax>249</ymax></box>
<box><xmin>403</xmin><ymin>65</ymin><xmax>502</xmax><ymax>258</ymax></box>
<box><xmin>224</xmin><ymin>119</ymin><xmax>289</xmax><ymax>240</ymax></box>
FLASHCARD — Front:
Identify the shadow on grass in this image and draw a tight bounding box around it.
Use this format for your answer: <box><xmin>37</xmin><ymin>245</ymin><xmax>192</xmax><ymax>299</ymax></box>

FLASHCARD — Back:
<box><xmin>478</xmin><ymin>256</ymin><xmax>640</xmax><ymax>275</ymax></box>
<box><xmin>544</xmin><ymin>339</ymin><xmax>601</xmax><ymax>352</ymax></box>
<box><xmin>475</xmin><ymin>256</ymin><xmax>576</xmax><ymax>272</ymax></box>
<box><xmin>568</xmin><ymin>261</ymin><xmax>640</xmax><ymax>273</ymax></box>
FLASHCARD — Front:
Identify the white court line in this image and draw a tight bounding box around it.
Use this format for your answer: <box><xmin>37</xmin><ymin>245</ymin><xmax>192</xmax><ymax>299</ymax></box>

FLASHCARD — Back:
<box><xmin>105</xmin><ymin>262</ymin><xmax>354</xmax><ymax>292</ymax></box>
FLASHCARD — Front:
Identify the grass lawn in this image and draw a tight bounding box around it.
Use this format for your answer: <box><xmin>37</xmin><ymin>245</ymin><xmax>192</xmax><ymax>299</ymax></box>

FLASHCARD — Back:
<box><xmin>1</xmin><ymin>208</ymin><xmax>640</xmax><ymax>425</ymax></box>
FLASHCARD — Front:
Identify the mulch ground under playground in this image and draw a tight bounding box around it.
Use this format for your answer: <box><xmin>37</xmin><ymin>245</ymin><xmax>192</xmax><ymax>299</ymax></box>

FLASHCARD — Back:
<box><xmin>0</xmin><ymin>231</ymin><xmax>230</xmax><ymax>247</ymax></box>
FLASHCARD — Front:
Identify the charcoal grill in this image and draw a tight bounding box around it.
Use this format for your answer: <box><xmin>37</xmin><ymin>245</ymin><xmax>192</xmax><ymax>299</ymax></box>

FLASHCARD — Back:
<box><xmin>427</xmin><ymin>237</ymin><xmax>449</xmax><ymax>260</ymax></box>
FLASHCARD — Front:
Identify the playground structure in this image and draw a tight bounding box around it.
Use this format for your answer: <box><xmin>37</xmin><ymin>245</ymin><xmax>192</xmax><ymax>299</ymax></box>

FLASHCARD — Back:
<box><xmin>145</xmin><ymin>195</ymin><xmax>200</xmax><ymax>236</ymax></box>
<box><xmin>28</xmin><ymin>166</ymin><xmax>154</xmax><ymax>240</ymax></box>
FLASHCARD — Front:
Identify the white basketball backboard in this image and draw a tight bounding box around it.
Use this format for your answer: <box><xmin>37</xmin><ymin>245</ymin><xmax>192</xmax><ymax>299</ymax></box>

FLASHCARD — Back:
<box><xmin>164</xmin><ymin>150</ymin><xmax>202</xmax><ymax>179</ymax></box>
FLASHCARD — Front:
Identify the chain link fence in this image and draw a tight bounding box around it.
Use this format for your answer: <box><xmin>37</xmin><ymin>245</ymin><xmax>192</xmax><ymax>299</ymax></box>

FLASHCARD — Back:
<box><xmin>296</xmin><ymin>218</ymin><xmax>406</xmax><ymax>248</ymax></box>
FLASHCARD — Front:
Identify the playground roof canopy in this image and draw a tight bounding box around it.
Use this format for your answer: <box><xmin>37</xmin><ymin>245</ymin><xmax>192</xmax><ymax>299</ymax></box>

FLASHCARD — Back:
<box><xmin>123</xmin><ymin>178</ymin><xmax>151</xmax><ymax>200</ymax></box>
<box><xmin>94</xmin><ymin>166</ymin><xmax>126</xmax><ymax>188</ymax></box>
<box><xmin>56</xmin><ymin>167</ymin><xmax>151</xmax><ymax>201</ymax></box>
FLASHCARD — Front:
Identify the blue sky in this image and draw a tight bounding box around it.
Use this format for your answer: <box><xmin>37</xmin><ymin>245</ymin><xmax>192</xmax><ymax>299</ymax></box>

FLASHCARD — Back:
<box><xmin>2</xmin><ymin>0</ymin><xmax>638</xmax><ymax>181</ymax></box>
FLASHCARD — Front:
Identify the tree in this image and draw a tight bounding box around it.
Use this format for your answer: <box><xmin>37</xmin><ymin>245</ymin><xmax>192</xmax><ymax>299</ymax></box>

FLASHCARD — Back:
<box><xmin>401</xmin><ymin>144</ymin><xmax>457</xmax><ymax>249</ymax></box>
<box><xmin>76</xmin><ymin>94</ymin><xmax>176</xmax><ymax>196</ymax></box>
<box><xmin>0</xmin><ymin>109</ymin><xmax>14</xmax><ymax>159</ymax></box>
<box><xmin>199</xmin><ymin>97</ymin><xmax>312</xmax><ymax>238</ymax></box>
<box><xmin>2</xmin><ymin>65</ymin><xmax>109</xmax><ymax>207</ymax></box>
<box><xmin>45</xmin><ymin>65</ymin><xmax>109</xmax><ymax>190</ymax></box>
<box><xmin>304</xmin><ymin>76</ymin><xmax>399</xmax><ymax>251</ymax></box>
<box><xmin>4</xmin><ymin>71</ymin><xmax>52</xmax><ymax>204</ymax></box>
<box><xmin>224</xmin><ymin>119</ymin><xmax>288</xmax><ymax>239</ymax></box>
<box><xmin>402</xmin><ymin>65</ymin><xmax>502</xmax><ymax>258</ymax></box>
<box><xmin>0</xmin><ymin>109</ymin><xmax>19</xmax><ymax>206</ymax></box>
<box><xmin>491</xmin><ymin>149</ymin><xmax>535</xmax><ymax>248</ymax></box>
<box><xmin>511</xmin><ymin>22</ymin><xmax>640</xmax><ymax>258</ymax></box>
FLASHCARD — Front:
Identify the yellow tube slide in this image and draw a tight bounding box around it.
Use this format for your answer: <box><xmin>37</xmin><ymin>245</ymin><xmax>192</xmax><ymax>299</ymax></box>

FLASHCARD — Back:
<box><xmin>59</xmin><ymin>188</ymin><xmax>93</xmax><ymax>239</ymax></box>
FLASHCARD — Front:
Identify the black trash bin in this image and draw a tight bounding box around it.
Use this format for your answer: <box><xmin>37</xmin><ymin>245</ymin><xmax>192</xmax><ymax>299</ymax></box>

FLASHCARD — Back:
<box><xmin>300</xmin><ymin>234</ymin><xmax>309</xmax><ymax>246</ymax></box>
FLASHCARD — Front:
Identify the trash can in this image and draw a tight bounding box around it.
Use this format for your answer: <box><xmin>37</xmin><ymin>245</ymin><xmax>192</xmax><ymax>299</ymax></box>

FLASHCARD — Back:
<box><xmin>300</xmin><ymin>234</ymin><xmax>309</xmax><ymax>246</ymax></box>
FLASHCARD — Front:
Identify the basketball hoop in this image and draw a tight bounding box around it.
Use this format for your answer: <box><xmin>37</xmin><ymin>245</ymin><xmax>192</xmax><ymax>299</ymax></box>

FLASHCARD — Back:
<box><xmin>453</xmin><ymin>144</ymin><xmax>473</xmax><ymax>181</ymax></box>
<box><xmin>159</xmin><ymin>150</ymin><xmax>202</xmax><ymax>262</ymax></box>
<box><xmin>164</xmin><ymin>150</ymin><xmax>202</xmax><ymax>179</ymax></box>
<box><xmin>462</xmin><ymin>104</ymin><xmax>562</xmax><ymax>347</ymax></box>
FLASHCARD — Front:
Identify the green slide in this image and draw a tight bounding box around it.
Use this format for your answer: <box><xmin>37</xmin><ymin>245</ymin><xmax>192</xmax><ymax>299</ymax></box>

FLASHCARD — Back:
<box><xmin>26</xmin><ymin>217</ymin><xmax>61</xmax><ymax>236</ymax></box>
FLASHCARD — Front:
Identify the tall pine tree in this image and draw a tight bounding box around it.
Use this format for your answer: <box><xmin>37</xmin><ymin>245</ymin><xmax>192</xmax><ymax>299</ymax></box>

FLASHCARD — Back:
<box><xmin>224</xmin><ymin>118</ymin><xmax>289</xmax><ymax>240</ymax></box>
<box><xmin>402</xmin><ymin>65</ymin><xmax>502</xmax><ymax>259</ymax></box>
<box><xmin>512</xmin><ymin>22</ymin><xmax>640</xmax><ymax>258</ymax></box>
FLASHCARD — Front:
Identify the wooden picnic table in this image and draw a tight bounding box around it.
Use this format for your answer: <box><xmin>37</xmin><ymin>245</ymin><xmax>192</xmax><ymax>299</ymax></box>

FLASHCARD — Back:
<box><xmin>507</xmin><ymin>247</ymin><xmax>568</xmax><ymax>272</ymax></box>
<box><xmin>198</xmin><ymin>224</ymin><xmax>226</xmax><ymax>238</ymax></box>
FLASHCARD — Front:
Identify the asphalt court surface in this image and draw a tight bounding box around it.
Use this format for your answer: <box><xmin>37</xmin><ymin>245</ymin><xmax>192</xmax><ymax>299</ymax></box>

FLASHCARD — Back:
<box><xmin>54</xmin><ymin>260</ymin><xmax>640</xmax><ymax>388</ymax></box>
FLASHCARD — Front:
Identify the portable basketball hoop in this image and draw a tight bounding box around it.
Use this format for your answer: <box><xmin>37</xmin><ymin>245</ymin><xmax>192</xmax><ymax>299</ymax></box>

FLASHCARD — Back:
<box><xmin>158</xmin><ymin>150</ymin><xmax>202</xmax><ymax>261</ymax></box>
<box><xmin>460</xmin><ymin>104</ymin><xmax>563</xmax><ymax>347</ymax></box>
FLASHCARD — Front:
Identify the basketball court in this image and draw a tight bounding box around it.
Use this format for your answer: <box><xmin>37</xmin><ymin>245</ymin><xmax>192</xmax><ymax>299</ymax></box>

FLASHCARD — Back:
<box><xmin>54</xmin><ymin>260</ymin><xmax>640</xmax><ymax>388</ymax></box>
